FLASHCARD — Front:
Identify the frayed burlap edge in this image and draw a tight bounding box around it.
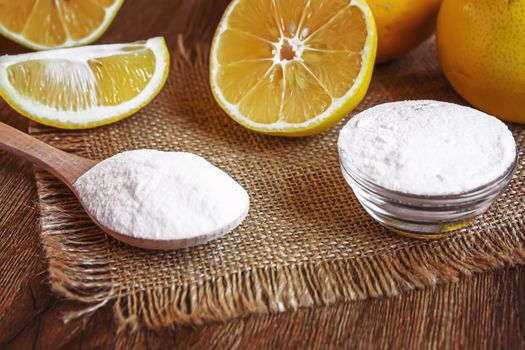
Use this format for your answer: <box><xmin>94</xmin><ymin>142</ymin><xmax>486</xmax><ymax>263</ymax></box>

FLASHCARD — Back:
<box><xmin>33</xmin><ymin>38</ymin><xmax>525</xmax><ymax>331</ymax></box>
<box><xmin>35</xmin><ymin>165</ymin><xmax>525</xmax><ymax>330</ymax></box>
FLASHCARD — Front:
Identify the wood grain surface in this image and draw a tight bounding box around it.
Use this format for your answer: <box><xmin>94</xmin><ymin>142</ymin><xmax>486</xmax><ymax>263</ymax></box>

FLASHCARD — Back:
<box><xmin>0</xmin><ymin>122</ymin><xmax>98</xmax><ymax>185</ymax></box>
<box><xmin>0</xmin><ymin>1</ymin><xmax>524</xmax><ymax>349</ymax></box>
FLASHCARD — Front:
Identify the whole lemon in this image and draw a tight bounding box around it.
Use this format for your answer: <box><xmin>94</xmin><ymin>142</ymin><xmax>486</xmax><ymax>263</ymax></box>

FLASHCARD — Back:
<box><xmin>369</xmin><ymin>0</ymin><xmax>442</xmax><ymax>63</ymax></box>
<box><xmin>437</xmin><ymin>0</ymin><xmax>525</xmax><ymax>124</ymax></box>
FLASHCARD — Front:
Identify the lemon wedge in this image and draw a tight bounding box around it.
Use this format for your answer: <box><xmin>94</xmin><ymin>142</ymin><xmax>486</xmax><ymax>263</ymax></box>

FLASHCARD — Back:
<box><xmin>210</xmin><ymin>0</ymin><xmax>377</xmax><ymax>136</ymax></box>
<box><xmin>0</xmin><ymin>0</ymin><xmax>124</xmax><ymax>50</ymax></box>
<box><xmin>0</xmin><ymin>37</ymin><xmax>169</xmax><ymax>129</ymax></box>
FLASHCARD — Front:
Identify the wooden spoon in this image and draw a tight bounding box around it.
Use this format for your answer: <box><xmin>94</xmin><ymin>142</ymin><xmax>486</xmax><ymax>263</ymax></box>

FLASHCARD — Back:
<box><xmin>0</xmin><ymin>122</ymin><xmax>231</xmax><ymax>250</ymax></box>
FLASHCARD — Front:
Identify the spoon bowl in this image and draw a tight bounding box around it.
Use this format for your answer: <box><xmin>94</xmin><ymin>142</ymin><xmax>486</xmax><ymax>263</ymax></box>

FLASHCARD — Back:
<box><xmin>0</xmin><ymin>122</ymin><xmax>236</xmax><ymax>250</ymax></box>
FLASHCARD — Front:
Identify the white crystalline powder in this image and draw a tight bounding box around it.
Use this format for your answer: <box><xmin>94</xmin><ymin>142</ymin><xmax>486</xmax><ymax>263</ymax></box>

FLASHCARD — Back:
<box><xmin>338</xmin><ymin>100</ymin><xmax>517</xmax><ymax>196</ymax></box>
<box><xmin>73</xmin><ymin>150</ymin><xmax>250</xmax><ymax>240</ymax></box>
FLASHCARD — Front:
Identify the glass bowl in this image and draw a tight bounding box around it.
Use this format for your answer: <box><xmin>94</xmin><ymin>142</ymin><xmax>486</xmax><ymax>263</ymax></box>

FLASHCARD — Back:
<box><xmin>339</xmin><ymin>154</ymin><xmax>518</xmax><ymax>239</ymax></box>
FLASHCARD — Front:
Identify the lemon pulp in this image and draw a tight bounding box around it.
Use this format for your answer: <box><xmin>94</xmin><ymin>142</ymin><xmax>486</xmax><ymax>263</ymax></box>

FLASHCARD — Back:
<box><xmin>6</xmin><ymin>48</ymin><xmax>155</xmax><ymax>111</ymax></box>
<box><xmin>0</xmin><ymin>0</ymin><xmax>123</xmax><ymax>50</ymax></box>
<box><xmin>210</xmin><ymin>0</ymin><xmax>377</xmax><ymax>136</ymax></box>
<box><xmin>0</xmin><ymin>37</ymin><xmax>170</xmax><ymax>129</ymax></box>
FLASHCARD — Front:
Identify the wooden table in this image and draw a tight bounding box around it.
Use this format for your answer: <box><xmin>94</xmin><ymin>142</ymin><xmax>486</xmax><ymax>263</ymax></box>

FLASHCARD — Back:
<box><xmin>0</xmin><ymin>1</ymin><xmax>524</xmax><ymax>348</ymax></box>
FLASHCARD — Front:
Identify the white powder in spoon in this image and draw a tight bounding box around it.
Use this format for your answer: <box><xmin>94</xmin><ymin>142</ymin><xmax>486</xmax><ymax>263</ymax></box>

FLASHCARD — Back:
<box><xmin>338</xmin><ymin>100</ymin><xmax>517</xmax><ymax>195</ymax></box>
<box><xmin>73</xmin><ymin>150</ymin><xmax>250</xmax><ymax>241</ymax></box>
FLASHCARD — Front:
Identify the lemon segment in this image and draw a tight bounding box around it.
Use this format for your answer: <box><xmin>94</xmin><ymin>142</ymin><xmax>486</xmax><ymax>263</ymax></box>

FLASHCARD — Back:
<box><xmin>0</xmin><ymin>0</ymin><xmax>124</xmax><ymax>50</ymax></box>
<box><xmin>210</xmin><ymin>0</ymin><xmax>377</xmax><ymax>136</ymax></box>
<box><xmin>0</xmin><ymin>37</ymin><xmax>170</xmax><ymax>129</ymax></box>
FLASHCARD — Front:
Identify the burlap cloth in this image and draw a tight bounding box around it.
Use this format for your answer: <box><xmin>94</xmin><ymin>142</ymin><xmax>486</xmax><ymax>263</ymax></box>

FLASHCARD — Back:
<box><xmin>30</xmin><ymin>38</ymin><xmax>525</xmax><ymax>330</ymax></box>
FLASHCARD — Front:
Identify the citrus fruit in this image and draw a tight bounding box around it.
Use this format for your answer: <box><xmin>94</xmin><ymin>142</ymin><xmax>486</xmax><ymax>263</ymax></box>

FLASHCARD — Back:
<box><xmin>0</xmin><ymin>36</ymin><xmax>170</xmax><ymax>129</ymax></box>
<box><xmin>437</xmin><ymin>0</ymin><xmax>525</xmax><ymax>124</ymax></box>
<box><xmin>210</xmin><ymin>0</ymin><xmax>377</xmax><ymax>137</ymax></box>
<box><xmin>368</xmin><ymin>0</ymin><xmax>442</xmax><ymax>63</ymax></box>
<box><xmin>0</xmin><ymin>0</ymin><xmax>124</xmax><ymax>50</ymax></box>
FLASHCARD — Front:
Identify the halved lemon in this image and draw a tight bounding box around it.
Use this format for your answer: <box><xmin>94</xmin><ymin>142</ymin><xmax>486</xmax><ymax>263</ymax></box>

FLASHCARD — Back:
<box><xmin>0</xmin><ymin>0</ymin><xmax>124</xmax><ymax>50</ymax></box>
<box><xmin>210</xmin><ymin>0</ymin><xmax>377</xmax><ymax>136</ymax></box>
<box><xmin>0</xmin><ymin>36</ymin><xmax>170</xmax><ymax>129</ymax></box>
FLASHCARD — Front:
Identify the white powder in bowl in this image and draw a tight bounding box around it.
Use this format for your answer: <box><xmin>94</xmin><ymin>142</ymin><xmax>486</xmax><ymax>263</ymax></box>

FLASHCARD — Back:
<box><xmin>73</xmin><ymin>150</ymin><xmax>250</xmax><ymax>240</ymax></box>
<box><xmin>338</xmin><ymin>100</ymin><xmax>517</xmax><ymax>196</ymax></box>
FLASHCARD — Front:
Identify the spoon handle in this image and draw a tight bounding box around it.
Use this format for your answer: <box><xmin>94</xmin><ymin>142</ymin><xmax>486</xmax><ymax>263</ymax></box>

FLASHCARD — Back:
<box><xmin>0</xmin><ymin>122</ymin><xmax>97</xmax><ymax>184</ymax></box>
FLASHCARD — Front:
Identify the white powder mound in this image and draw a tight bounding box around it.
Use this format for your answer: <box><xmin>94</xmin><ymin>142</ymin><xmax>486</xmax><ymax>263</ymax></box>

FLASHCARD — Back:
<box><xmin>73</xmin><ymin>150</ymin><xmax>250</xmax><ymax>240</ymax></box>
<box><xmin>338</xmin><ymin>100</ymin><xmax>517</xmax><ymax>196</ymax></box>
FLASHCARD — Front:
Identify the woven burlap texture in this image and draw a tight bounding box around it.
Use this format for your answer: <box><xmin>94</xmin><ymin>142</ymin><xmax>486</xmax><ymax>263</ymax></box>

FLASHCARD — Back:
<box><xmin>31</xmin><ymin>39</ymin><xmax>525</xmax><ymax>330</ymax></box>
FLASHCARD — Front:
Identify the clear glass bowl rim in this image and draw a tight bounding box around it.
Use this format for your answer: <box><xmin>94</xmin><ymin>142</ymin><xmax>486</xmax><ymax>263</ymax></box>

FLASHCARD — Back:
<box><xmin>339</xmin><ymin>150</ymin><xmax>519</xmax><ymax>206</ymax></box>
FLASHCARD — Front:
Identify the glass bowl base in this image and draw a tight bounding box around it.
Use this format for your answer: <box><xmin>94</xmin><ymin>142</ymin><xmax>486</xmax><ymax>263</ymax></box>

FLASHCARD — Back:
<box><xmin>383</xmin><ymin>219</ymin><xmax>475</xmax><ymax>239</ymax></box>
